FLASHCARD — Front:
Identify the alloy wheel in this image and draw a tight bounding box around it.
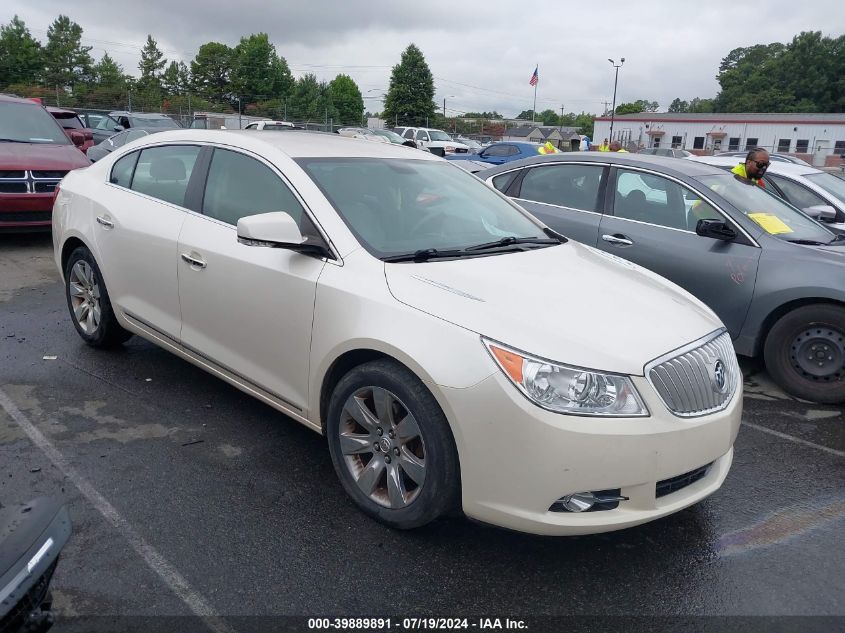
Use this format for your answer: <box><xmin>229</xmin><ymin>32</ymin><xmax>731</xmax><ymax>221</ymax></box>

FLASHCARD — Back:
<box><xmin>68</xmin><ymin>261</ymin><xmax>101</xmax><ymax>334</ymax></box>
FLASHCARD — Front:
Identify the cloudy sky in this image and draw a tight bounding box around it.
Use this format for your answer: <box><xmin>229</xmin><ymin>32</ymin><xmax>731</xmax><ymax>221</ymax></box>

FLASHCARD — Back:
<box><xmin>5</xmin><ymin>0</ymin><xmax>844</xmax><ymax>116</ymax></box>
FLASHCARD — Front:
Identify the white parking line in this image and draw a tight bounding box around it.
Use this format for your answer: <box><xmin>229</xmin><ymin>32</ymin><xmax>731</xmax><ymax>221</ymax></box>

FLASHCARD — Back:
<box><xmin>743</xmin><ymin>421</ymin><xmax>845</xmax><ymax>458</ymax></box>
<box><xmin>0</xmin><ymin>387</ymin><xmax>236</xmax><ymax>633</ymax></box>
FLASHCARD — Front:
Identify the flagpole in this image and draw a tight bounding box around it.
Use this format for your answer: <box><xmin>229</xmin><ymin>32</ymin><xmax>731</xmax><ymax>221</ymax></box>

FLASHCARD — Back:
<box><xmin>532</xmin><ymin>64</ymin><xmax>538</xmax><ymax>123</ymax></box>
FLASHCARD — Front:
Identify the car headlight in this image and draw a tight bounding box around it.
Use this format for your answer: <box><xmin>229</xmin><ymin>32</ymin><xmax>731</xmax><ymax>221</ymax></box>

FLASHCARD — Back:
<box><xmin>483</xmin><ymin>338</ymin><xmax>648</xmax><ymax>417</ymax></box>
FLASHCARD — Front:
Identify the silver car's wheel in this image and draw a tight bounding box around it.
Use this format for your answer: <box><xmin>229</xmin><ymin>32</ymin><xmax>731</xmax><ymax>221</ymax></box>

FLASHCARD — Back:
<box><xmin>68</xmin><ymin>260</ymin><xmax>102</xmax><ymax>334</ymax></box>
<box><xmin>64</xmin><ymin>246</ymin><xmax>132</xmax><ymax>348</ymax></box>
<box><xmin>326</xmin><ymin>359</ymin><xmax>460</xmax><ymax>529</ymax></box>
<box><xmin>339</xmin><ymin>386</ymin><xmax>426</xmax><ymax>509</ymax></box>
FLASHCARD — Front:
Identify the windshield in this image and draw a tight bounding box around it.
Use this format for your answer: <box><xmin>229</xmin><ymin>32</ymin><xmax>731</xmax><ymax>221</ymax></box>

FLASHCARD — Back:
<box><xmin>0</xmin><ymin>102</ymin><xmax>70</xmax><ymax>144</ymax></box>
<box><xmin>805</xmin><ymin>172</ymin><xmax>845</xmax><ymax>204</ymax></box>
<box><xmin>130</xmin><ymin>116</ymin><xmax>179</xmax><ymax>129</ymax></box>
<box><xmin>299</xmin><ymin>158</ymin><xmax>548</xmax><ymax>258</ymax></box>
<box><xmin>429</xmin><ymin>131</ymin><xmax>452</xmax><ymax>142</ymax></box>
<box><xmin>697</xmin><ymin>174</ymin><xmax>835</xmax><ymax>243</ymax></box>
<box><xmin>53</xmin><ymin>115</ymin><xmax>84</xmax><ymax>129</ymax></box>
<box><xmin>373</xmin><ymin>129</ymin><xmax>406</xmax><ymax>144</ymax></box>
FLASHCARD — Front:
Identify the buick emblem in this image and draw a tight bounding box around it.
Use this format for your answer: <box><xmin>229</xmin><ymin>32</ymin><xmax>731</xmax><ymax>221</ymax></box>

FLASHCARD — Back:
<box><xmin>712</xmin><ymin>360</ymin><xmax>727</xmax><ymax>393</ymax></box>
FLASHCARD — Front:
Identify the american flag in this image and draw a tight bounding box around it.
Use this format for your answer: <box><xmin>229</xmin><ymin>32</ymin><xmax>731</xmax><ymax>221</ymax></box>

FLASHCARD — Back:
<box><xmin>529</xmin><ymin>66</ymin><xmax>538</xmax><ymax>86</ymax></box>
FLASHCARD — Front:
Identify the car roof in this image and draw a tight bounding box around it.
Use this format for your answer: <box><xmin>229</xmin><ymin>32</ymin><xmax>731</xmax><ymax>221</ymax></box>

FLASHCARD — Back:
<box><xmin>478</xmin><ymin>151</ymin><xmax>727</xmax><ymax>179</ymax></box>
<box><xmin>120</xmin><ymin>129</ymin><xmax>442</xmax><ymax>160</ymax></box>
<box><xmin>690</xmin><ymin>154</ymin><xmax>822</xmax><ymax>176</ymax></box>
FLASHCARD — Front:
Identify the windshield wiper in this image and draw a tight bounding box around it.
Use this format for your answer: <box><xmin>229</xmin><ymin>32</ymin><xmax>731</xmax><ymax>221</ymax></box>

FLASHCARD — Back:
<box><xmin>786</xmin><ymin>238</ymin><xmax>826</xmax><ymax>245</ymax></box>
<box><xmin>0</xmin><ymin>138</ymin><xmax>30</xmax><ymax>143</ymax></box>
<box><xmin>464</xmin><ymin>235</ymin><xmax>562</xmax><ymax>252</ymax></box>
<box><xmin>382</xmin><ymin>248</ymin><xmax>469</xmax><ymax>263</ymax></box>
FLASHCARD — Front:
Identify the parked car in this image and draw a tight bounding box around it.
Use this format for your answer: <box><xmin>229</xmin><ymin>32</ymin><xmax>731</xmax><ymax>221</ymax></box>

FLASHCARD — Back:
<box><xmin>46</xmin><ymin>106</ymin><xmax>94</xmax><ymax>153</ymax></box>
<box><xmin>371</xmin><ymin>128</ymin><xmax>418</xmax><ymax>147</ymax></box>
<box><xmin>87</xmin><ymin>128</ymin><xmax>158</xmax><ymax>162</ymax></box>
<box><xmin>337</xmin><ymin>127</ymin><xmax>391</xmax><ymax>143</ymax></box>
<box><xmin>0</xmin><ymin>94</ymin><xmax>90</xmax><ymax>231</ymax></box>
<box><xmin>717</xmin><ymin>151</ymin><xmax>812</xmax><ymax>166</ymax></box>
<box><xmin>691</xmin><ymin>155</ymin><xmax>845</xmax><ymax>233</ymax></box>
<box><xmin>480</xmin><ymin>152</ymin><xmax>845</xmax><ymax>403</ymax></box>
<box><xmin>244</xmin><ymin>120</ymin><xmax>297</xmax><ymax>130</ymax></box>
<box><xmin>637</xmin><ymin>147</ymin><xmax>693</xmax><ymax>159</ymax></box>
<box><xmin>89</xmin><ymin>113</ymin><xmax>124</xmax><ymax>144</ymax></box>
<box><xmin>108</xmin><ymin>111</ymin><xmax>181</xmax><ymax>131</ymax></box>
<box><xmin>392</xmin><ymin>127</ymin><xmax>469</xmax><ymax>154</ymax></box>
<box><xmin>446</xmin><ymin>141</ymin><xmax>560</xmax><ymax>166</ymax></box>
<box><xmin>453</xmin><ymin>137</ymin><xmax>483</xmax><ymax>152</ymax></box>
<box><xmin>52</xmin><ymin>129</ymin><xmax>741</xmax><ymax>535</ymax></box>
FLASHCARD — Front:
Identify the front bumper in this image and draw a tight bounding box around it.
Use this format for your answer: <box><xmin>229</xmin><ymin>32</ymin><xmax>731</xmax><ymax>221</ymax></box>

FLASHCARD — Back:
<box><xmin>438</xmin><ymin>372</ymin><xmax>741</xmax><ymax>536</ymax></box>
<box><xmin>0</xmin><ymin>194</ymin><xmax>55</xmax><ymax>230</ymax></box>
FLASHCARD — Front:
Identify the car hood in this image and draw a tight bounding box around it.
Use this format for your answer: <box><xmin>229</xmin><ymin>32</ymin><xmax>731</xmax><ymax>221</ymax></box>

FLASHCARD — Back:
<box><xmin>0</xmin><ymin>142</ymin><xmax>90</xmax><ymax>170</ymax></box>
<box><xmin>384</xmin><ymin>242</ymin><xmax>723</xmax><ymax>376</ymax></box>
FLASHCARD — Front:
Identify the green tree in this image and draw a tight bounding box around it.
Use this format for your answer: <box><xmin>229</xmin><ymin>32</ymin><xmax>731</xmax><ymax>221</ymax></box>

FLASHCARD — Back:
<box><xmin>714</xmin><ymin>43</ymin><xmax>788</xmax><ymax>112</ymax></box>
<box><xmin>137</xmin><ymin>34</ymin><xmax>166</xmax><ymax>93</ymax></box>
<box><xmin>537</xmin><ymin>109</ymin><xmax>560</xmax><ymax>125</ymax></box>
<box><xmin>0</xmin><ymin>16</ymin><xmax>43</xmax><ymax>88</ymax></box>
<box><xmin>93</xmin><ymin>52</ymin><xmax>125</xmax><ymax>86</ymax></box>
<box><xmin>328</xmin><ymin>74</ymin><xmax>364</xmax><ymax>125</ymax></box>
<box><xmin>190</xmin><ymin>42</ymin><xmax>234</xmax><ymax>102</ymax></box>
<box><xmin>162</xmin><ymin>60</ymin><xmax>189</xmax><ymax>96</ymax></box>
<box><xmin>382</xmin><ymin>44</ymin><xmax>435</xmax><ymax>126</ymax></box>
<box><xmin>43</xmin><ymin>15</ymin><xmax>93</xmax><ymax>90</ymax></box>
<box><xmin>288</xmin><ymin>73</ymin><xmax>338</xmax><ymax>122</ymax></box>
<box><xmin>668</xmin><ymin>98</ymin><xmax>688</xmax><ymax>113</ymax></box>
<box><xmin>516</xmin><ymin>109</ymin><xmax>535</xmax><ymax>120</ymax></box>
<box><xmin>230</xmin><ymin>33</ymin><xmax>293</xmax><ymax>104</ymax></box>
<box><xmin>688</xmin><ymin>97</ymin><xmax>715</xmax><ymax>113</ymax></box>
<box><xmin>614</xmin><ymin>99</ymin><xmax>659</xmax><ymax>115</ymax></box>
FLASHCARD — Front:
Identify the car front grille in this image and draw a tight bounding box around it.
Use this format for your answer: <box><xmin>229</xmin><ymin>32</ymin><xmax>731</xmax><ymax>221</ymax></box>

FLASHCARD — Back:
<box><xmin>0</xmin><ymin>182</ymin><xmax>28</xmax><ymax>194</ymax></box>
<box><xmin>656</xmin><ymin>463</ymin><xmax>712</xmax><ymax>498</ymax></box>
<box><xmin>646</xmin><ymin>330</ymin><xmax>739</xmax><ymax>417</ymax></box>
<box><xmin>0</xmin><ymin>170</ymin><xmax>65</xmax><ymax>195</ymax></box>
<box><xmin>31</xmin><ymin>170</ymin><xmax>68</xmax><ymax>179</ymax></box>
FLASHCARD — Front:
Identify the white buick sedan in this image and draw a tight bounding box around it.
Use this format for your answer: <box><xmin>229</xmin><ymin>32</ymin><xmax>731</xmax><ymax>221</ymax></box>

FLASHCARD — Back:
<box><xmin>52</xmin><ymin>130</ymin><xmax>742</xmax><ymax>535</ymax></box>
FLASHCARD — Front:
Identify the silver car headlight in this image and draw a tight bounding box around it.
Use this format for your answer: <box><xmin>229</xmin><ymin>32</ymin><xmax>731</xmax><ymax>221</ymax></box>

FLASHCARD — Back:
<box><xmin>483</xmin><ymin>338</ymin><xmax>649</xmax><ymax>417</ymax></box>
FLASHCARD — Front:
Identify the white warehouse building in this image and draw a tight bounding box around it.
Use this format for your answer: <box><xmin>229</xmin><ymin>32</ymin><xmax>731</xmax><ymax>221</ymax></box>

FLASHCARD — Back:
<box><xmin>593</xmin><ymin>113</ymin><xmax>845</xmax><ymax>168</ymax></box>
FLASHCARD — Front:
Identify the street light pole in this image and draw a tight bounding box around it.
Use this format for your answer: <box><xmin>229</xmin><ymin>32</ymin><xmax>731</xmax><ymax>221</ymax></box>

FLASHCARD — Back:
<box><xmin>608</xmin><ymin>58</ymin><xmax>624</xmax><ymax>144</ymax></box>
<box><xmin>236</xmin><ymin>97</ymin><xmax>242</xmax><ymax>129</ymax></box>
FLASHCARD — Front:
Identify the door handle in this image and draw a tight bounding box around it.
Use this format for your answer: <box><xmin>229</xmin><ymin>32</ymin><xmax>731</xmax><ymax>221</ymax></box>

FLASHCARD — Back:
<box><xmin>96</xmin><ymin>216</ymin><xmax>114</xmax><ymax>229</ymax></box>
<box><xmin>181</xmin><ymin>253</ymin><xmax>207</xmax><ymax>269</ymax></box>
<box><xmin>601</xmin><ymin>234</ymin><xmax>634</xmax><ymax>246</ymax></box>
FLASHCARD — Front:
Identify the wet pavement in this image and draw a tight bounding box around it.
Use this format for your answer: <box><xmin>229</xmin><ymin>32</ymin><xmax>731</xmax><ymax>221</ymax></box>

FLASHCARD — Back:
<box><xmin>1</xmin><ymin>234</ymin><xmax>843</xmax><ymax>626</ymax></box>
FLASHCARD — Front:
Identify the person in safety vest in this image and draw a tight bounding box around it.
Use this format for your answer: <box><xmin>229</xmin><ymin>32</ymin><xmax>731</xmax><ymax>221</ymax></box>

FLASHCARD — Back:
<box><xmin>598</xmin><ymin>138</ymin><xmax>610</xmax><ymax>151</ymax></box>
<box><xmin>609</xmin><ymin>140</ymin><xmax>628</xmax><ymax>152</ymax></box>
<box><xmin>731</xmin><ymin>147</ymin><xmax>769</xmax><ymax>187</ymax></box>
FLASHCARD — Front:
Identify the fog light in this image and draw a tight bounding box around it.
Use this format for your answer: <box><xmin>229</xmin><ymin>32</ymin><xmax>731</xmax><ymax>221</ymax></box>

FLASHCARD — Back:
<box><xmin>558</xmin><ymin>492</ymin><xmax>596</xmax><ymax>512</ymax></box>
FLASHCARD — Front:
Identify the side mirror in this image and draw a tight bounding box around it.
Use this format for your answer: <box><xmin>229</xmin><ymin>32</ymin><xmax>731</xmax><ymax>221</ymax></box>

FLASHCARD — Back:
<box><xmin>802</xmin><ymin>204</ymin><xmax>837</xmax><ymax>222</ymax></box>
<box><xmin>69</xmin><ymin>131</ymin><xmax>85</xmax><ymax>147</ymax></box>
<box><xmin>696</xmin><ymin>219</ymin><xmax>737</xmax><ymax>241</ymax></box>
<box><xmin>113</xmin><ymin>125</ymin><xmax>125</xmax><ymax>132</ymax></box>
<box><xmin>237</xmin><ymin>212</ymin><xmax>330</xmax><ymax>258</ymax></box>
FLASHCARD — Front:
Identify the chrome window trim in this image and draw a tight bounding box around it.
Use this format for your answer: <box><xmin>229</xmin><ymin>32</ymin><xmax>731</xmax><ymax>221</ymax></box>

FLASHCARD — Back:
<box><xmin>105</xmin><ymin>140</ymin><xmax>342</xmax><ymax>264</ymax></box>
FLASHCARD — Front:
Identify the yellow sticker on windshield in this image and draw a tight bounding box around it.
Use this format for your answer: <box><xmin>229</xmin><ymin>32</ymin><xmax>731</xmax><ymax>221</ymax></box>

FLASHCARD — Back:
<box><xmin>747</xmin><ymin>213</ymin><xmax>794</xmax><ymax>235</ymax></box>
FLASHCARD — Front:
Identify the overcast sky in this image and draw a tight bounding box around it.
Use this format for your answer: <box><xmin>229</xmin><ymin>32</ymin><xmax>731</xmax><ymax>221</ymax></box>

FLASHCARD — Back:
<box><xmin>5</xmin><ymin>0</ymin><xmax>844</xmax><ymax>117</ymax></box>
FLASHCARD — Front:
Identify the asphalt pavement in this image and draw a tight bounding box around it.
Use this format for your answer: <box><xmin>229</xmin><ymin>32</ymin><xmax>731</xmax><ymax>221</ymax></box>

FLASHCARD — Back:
<box><xmin>1</xmin><ymin>233</ymin><xmax>843</xmax><ymax>630</ymax></box>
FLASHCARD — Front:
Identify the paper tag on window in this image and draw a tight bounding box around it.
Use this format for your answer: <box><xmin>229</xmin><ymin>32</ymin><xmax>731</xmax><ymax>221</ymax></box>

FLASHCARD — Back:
<box><xmin>747</xmin><ymin>213</ymin><xmax>794</xmax><ymax>235</ymax></box>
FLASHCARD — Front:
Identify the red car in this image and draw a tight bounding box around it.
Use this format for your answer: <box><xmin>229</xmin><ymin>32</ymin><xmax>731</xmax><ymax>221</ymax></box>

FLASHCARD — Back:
<box><xmin>46</xmin><ymin>106</ymin><xmax>95</xmax><ymax>153</ymax></box>
<box><xmin>0</xmin><ymin>94</ymin><xmax>91</xmax><ymax>231</ymax></box>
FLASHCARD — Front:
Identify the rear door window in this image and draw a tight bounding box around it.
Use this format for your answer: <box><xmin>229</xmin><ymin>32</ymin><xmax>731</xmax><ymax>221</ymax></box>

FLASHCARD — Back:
<box><xmin>517</xmin><ymin>164</ymin><xmax>605</xmax><ymax>212</ymax></box>
<box><xmin>130</xmin><ymin>145</ymin><xmax>201</xmax><ymax>207</ymax></box>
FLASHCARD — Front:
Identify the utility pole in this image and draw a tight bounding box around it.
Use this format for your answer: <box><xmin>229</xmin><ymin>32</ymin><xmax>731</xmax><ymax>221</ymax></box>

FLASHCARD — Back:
<box><xmin>601</xmin><ymin>101</ymin><xmax>611</xmax><ymax>116</ymax></box>
<box><xmin>128</xmin><ymin>90</ymin><xmax>132</xmax><ymax>113</ymax></box>
<box><xmin>559</xmin><ymin>104</ymin><xmax>564</xmax><ymax>131</ymax></box>
<box><xmin>55</xmin><ymin>85</ymin><xmax>60</xmax><ymax>107</ymax></box>
<box><xmin>236</xmin><ymin>97</ymin><xmax>242</xmax><ymax>129</ymax></box>
<box><xmin>608</xmin><ymin>58</ymin><xmax>625</xmax><ymax>143</ymax></box>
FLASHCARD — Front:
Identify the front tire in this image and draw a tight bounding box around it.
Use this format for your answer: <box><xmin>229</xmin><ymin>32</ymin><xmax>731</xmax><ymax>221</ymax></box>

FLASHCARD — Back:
<box><xmin>763</xmin><ymin>304</ymin><xmax>845</xmax><ymax>404</ymax></box>
<box><xmin>65</xmin><ymin>246</ymin><xmax>132</xmax><ymax>348</ymax></box>
<box><xmin>326</xmin><ymin>359</ymin><xmax>460</xmax><ymax>529</ymax></box>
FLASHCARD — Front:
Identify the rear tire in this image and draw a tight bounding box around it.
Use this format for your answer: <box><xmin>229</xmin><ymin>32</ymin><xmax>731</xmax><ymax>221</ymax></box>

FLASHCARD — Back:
<box><xmin>326</xmin><ymin>359</ymin><xmax>461</xmax><ymax>529</ymax></box>
<box><xmin>64</xmin><ymin>246</ymin><xmax>132</xmax><ymax>348</ymax></box>
<box><xmin>763</xmin><ymin>304</ymin><xmax>845</xmax><ymax>404</ymax></box>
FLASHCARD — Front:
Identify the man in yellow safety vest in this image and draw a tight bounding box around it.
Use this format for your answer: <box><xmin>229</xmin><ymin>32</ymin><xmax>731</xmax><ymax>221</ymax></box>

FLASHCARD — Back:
<box><xmin>598</xmin><ymin>138</ymin><xmax>610</xmax><ymax>151</ymax></box>
<box><xmin>731</xmin><ymin>148</ymin><xmax>769</xmax><ymax>188</ymax></box>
